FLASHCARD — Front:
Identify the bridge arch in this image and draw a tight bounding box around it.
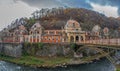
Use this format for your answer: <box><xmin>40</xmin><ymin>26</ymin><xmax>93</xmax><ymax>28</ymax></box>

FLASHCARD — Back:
<box><xmin>76</xmin><ymin>46</ymin><xmax>115</xmax><ymax>64</ymax></box>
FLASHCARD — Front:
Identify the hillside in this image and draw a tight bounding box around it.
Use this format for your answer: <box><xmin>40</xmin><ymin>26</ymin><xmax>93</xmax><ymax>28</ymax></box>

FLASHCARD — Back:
<box><xmin>25</xmin><ymin>8</ymin><xmax>120</xmax><ymax>31</ymax></box>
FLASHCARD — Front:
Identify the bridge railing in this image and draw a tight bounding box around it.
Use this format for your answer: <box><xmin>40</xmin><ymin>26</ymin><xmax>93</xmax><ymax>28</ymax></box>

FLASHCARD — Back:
<box><xmin>84</xmin><ymin>38</ymin><xmax>120</xmax><ymax>46</ymax></box>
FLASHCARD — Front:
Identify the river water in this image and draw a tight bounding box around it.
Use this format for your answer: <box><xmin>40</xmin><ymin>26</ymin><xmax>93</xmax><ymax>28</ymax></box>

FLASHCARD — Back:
<box><xmin>0</xmin><ymin>58</ymin><xmax>116</xmax><ymax>71</ymax></box>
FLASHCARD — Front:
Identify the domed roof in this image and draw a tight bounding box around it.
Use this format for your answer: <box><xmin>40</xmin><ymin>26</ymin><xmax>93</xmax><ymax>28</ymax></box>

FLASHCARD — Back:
<box><xmin>19</xmin><ymin>25</ymin><xmax>26</xmax><ymax>30</ymax></box>
<box><xmin>92</xmin><ymin>25</ymin><xmax>101</xmax><ymax>32</ymax></box>
<box><xmin>103</xmin><ymin>27</ymin><xmax>109</xmax><ymax>33</ymax></box>
<box><xmin>31</xmin><ymin>22</ymin><xmax>42</xmax><ymax>30</ymax></box>
<box><xmin>65</xmin><ymin>20</ymin><xmax>80</xmax><ymax>29</ymax></box>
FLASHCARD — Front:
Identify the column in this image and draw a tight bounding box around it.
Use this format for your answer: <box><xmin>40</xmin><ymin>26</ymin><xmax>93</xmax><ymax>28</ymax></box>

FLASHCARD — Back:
<box><xmin>79</xmin><ymin>36</ymin><xmax>81</xmax><ymax>43</ymax></box>
<box><xmin>82</xmin><ymin>36</ymin><xmax>85</xmax><ymax>43</ymax></box>
<box><xmin>39</xmin><ymin>35</ymin><xmax>41</xmax><ymax>42</ymax></box>
<box><xmin>48</xmin><ymin>31</ymin><xmax>50</xmax><ymax>34</ymax></box>
<box><xmin>62</xmin><ymin>37</ymin><xmax>64</xmax><ymax>42</ymax></box>
<box><xmin>55</xmin><ymin>31</ymin><xmax>57</xmax><ymax>35</ymax></box>
<box><xmin>74</xmin><ymin>36</ymin><xmax>76</xmax><ymax>43</ymax></box>
<box><xmin>32</xmin><ymin>36</ymin><xmax>33</xmax><ymax>43</ymax></box>
<box><xmin>68</xmin><ymin>36</ymin><xmax>70</xmax><ymax>42</ymax></box>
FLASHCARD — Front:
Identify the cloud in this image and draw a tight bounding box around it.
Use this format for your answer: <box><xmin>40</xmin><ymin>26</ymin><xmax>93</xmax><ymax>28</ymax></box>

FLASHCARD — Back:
<box><xmin>89</xmin><ymin>0</ymin><xmax>120</xmax><ymax>15</ymax></box>
<box><xmin>21</xmin><ymin>0</ymin><xmax>63</xmax><ymax>8</ymax></box>
<box><xmin>21</xmin><ymin>0</ymin><xmax>92</xmax><ymax>9</ymax></box>
<box><xmin>0</xmin><ymin>0</ymin><xmax>120</xmax><ymax>30</ymax></box>
<box><xmin>21</xmin><ymin>0</ymin><xmax>119</xmax><ymax>17</ymax></box>
<box><xmin>0</xmin><ymin>0</ymin><xmax>38</xmax><ymax>30</ymax></box>
<box><xmin>61</xmin><ymin>0</ymin><xmax>92</xmax><ymax>9</ymax></box>
<box><xmin>90</xmin><ymin>3</ymin><xmax>119</xmax><ymax>18</ymax></box>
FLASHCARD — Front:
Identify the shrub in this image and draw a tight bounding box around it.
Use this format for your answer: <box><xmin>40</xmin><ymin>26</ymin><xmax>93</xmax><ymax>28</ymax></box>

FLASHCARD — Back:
<box><xmin>38</xmin><ymin>42</ymin><xmax>44</xmax><ymax>50</ymax></box>
<box><xmin>70</xmin><ymin>43</ymin><xmax>78</xmax><ymax>52</ymax></box>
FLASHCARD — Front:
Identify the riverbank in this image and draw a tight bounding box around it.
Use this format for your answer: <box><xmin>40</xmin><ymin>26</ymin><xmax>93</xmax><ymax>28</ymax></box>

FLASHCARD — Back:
<box><xmin>0</xmin><ymin>54</ymin><xmax>71</xmax><ymax>68</ymax></box>
<box><xmin>0</xmin><ymin>54</ymin><xmax>119</xmax><ymax>71</ymax></box>
<box><xmin>0</xmin><ymin>53</ymin><xmax>106</xmax><ymax>68</ymax></box>
<box><xmin>117</xmin><ymin>69</ymin><xmax>120</xmax><ymax>71</ymax></box>
<box><xmin>116</xmin><ymin>65</ymin><xmax>120</xmax><ymax>71</ymax></box>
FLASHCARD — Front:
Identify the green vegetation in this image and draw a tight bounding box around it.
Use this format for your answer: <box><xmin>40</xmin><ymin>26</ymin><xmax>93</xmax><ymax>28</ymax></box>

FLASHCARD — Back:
<box><xmin>117</xmin><ymin>69</ymin><xmax>120</xmax><ymax>71</ymax></box>
<box><xmin>116</xmin><ymin>65</ymin><xmax>120</xmax><ymax>71</ymax></box>
<box><xmin>25</xmin><ymin>18</ymin><xmax>35</xmax><ymax>30</ymax></box>
<box><xmin>23</xmin><ymin>42</ymin><xmax>45</xmax><ymax>55</ymax></box>
<box><xmin>38</xmin><ymin>42</ymin><xmax>44</xmax><ymax>49</ymax></box>
<box><xmin>70</xmin><ymin>43</ymin><xmax>79</xmax><ymax>52</ymax></box>
<box><xmin>0</xmin><ymin>54</ymin><xmax>71</xmax><ymax>67</ymax></box>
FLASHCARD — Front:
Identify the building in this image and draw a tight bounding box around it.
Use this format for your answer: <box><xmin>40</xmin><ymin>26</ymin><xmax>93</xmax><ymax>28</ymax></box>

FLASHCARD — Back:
<box><xmin>29</xmin><ymin>22</ymin><xmax>43</xmax><ymax>43</ymax></box>
<box><xmin>62</xmin><ymin>19</ymin><xmax>86</xmax><ymax>43</ymax></box>
<box><xmin>2</xmin><ymin>25</ymin><xmax>28</xmax><ymax>43</ymax></box>
<box><xmin>41</xmin><ymin>30</ymin><xmax>62</xmax><ymax>43</ymax></box>
<box><xmin>103</xmin><ymin>27</ymin><xmax>109</xmax><ymax>39</ymax></box>
<box><xmin>1</xmin><ymin>19</ymin><xmax>101</xmax><ymax>43</ymax></box>
<box><xmin>91</xmin><ymin>25</ymin><xmax>101</xmax><ymax>40</ymax></box>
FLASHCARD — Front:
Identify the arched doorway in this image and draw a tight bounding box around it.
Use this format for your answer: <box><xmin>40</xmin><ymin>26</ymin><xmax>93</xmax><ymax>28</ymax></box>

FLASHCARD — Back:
<box><xmin>70</xmin><ymin>36</ymin><xmax>74</xmax><ymax>42</ymax></box>
<box><xmin>81</xmin><ymin>36</ymin><xmax>84</xmax><ymax>41</ymax></box>
<box><xmin>76</xmin><ymin>36</ymin><xmax>79</xmax><ymax>42</ymax></box>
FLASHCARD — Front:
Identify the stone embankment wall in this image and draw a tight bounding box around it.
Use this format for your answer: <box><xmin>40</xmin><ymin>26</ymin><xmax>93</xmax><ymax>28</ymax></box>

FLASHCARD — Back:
<box><xmin>24</xmin><ymin>43</ymin><xmax>74</xmax><ymax>57</ymax></box>
<box><xmin>0</xmin><ymin>43</ymin><xmax>75</xmax><ymax>57</ymax></box>
<box><xmin>0</xmin><ymin>43</ymin><xmax>22</xmax><ymax>57</ymax></box>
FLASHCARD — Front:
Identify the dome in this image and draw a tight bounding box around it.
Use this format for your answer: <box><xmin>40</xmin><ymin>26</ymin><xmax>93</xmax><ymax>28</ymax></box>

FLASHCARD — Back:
<box><xmin>103</xmin><ymin>27</ymin><xmax>109</xmax><ymax>33</ymax></box>
<box><xmin>92</xmin><ymin>25</ymin><xmax>101</xmax><ymax>32</ymax></box>
<box><xmin>65</xmin><ymin>20</ymin><xmax>80</xmax><ymax>29</ymax></box>
<box><xmin>31</xmin><ymin>22</ymin><xmax>41</xmax><ymax>30</ymax></box>
<box><xmin>19</xmin><ymin>25</ymin><xmax>26</xmax><ymax>30</ymax></box>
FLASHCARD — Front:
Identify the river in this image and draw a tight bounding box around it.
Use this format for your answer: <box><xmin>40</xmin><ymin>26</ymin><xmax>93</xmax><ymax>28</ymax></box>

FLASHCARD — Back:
<box><xmin>0</xmin><ymin>58</ymin><xmax>116</xmax><ymax>71</ymax></box>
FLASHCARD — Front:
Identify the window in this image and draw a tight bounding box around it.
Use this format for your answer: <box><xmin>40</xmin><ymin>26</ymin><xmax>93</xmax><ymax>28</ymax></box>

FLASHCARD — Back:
<box><xmin>30</xmin><ymin>36</ymin><xmax>32</xmax><ymax>39</ymax></box>
<box><xmin>30</xmin><ymin>31</ymin><xmax>32</xmax><ymax>34</ymax></box>
<box><xmin>50</xmin><ymin>32</ymin><xmax>54</xmax><ymax>34</ymax></box>
<box><xmin>34</xmin><ymin>25</ymin><xmax>36</xmax><ymax>28</ymax></box>
<box><xmin>53</xmin><ymin>38</ymin><xmax>54</xmax><ymax>40</ymax></box>
<box><xmin>33</xmin><ymin>36</ymin><xmax>36</xmax><ymax>38</ymax></box>
<box><xmin>37</xmin><ymin>31</ymin><xmax>39</xmax><ymax>34</ymax></box>
<box><xmin>56</xmin><ymin>37</ymin><xmax>58</xmax><ymax>40</ymax></box>
<box><xmin>48</xmin><ymin>38</ymin><xmax>50</xmax><ymax>40</ymax></box>
<box><xmin>37</xmin><ymin>36</ymin><xmax>39</xmax><ymax>38</ymax></box>
<box><xmin>33</xmin><ymin>32</ymin><xmax>36</xmax><ymax>34</ymax></box>
<box><xmin>76</xmin><ymin>29</ymin><xmax>78</xmax><ymax>31</ymax></box>
<box><xmin>73</xmin><ymin>23</ymin><xmax>75</xmax><ymax>27</ymax></box>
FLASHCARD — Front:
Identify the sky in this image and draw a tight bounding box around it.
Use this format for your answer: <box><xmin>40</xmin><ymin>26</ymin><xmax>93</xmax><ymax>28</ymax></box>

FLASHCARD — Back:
<box><xmin>0</xmin><ymin>0</ymin><xmax>120</xmax><ymax>30</ymax></box>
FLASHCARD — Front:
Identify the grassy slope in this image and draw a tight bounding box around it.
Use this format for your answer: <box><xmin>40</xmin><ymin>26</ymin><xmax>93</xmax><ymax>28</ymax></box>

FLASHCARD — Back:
<box><xmin>0</xmin><ymin>54</ymin><xmax>71</xmax><ymax>67</ymax></box>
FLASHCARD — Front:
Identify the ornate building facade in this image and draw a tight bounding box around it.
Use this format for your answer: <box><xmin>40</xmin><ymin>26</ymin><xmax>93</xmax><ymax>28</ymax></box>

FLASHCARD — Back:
<box><xmin>28</xmin><ymin>22</ymin><xmax>43</xmax><ymax>43</ymax></box>
<box><xmin>62</xmin><ymin>20</ymin><xmax>86</xmax><ymax>43</ymax></box>
<box><xmin>1</xmin><ymin>19</ymin><xmax>102</xmax><ymax>43</ymax></box>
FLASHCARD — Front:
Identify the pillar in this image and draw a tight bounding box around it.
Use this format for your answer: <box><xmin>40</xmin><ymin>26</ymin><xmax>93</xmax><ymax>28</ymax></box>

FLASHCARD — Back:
<box><xmin>68</xmin><ymin>36</ymin><xmax>70</xmax><ymax>42</ymax></box>
<box><xmin>39</xmin><ymin>35</ymin><xmax>41</xmax><ymax>42</ymax></box>
<box><xmin>48</xmin><ymin>31</ymin><xmax>50</xmax><ymax>34</ymax></box>
<box><xmin>62</xmin><ymin>37</ymin><xmax>65</xmax><ymax>42</ymax></box>
<box><xmin>74</xmin><ymin>36</ymin><xmax>76</xmax><ymax>43</ymax></box>
<box><xmin>83</xmin><ymin>35</ymin><xmax>85</xmax><ymax>43</ymax></box>
<box><xmin>32</xmin><ymin>36</ymin><xmax>33</xmax><ymax>43</ymax></box>
<box><xmin>55</xmin><ymin>31</ymin><xmax>57</xmax><ymax>35</ymax></box>
<box><xmin>79</xmin><ymin>36</ymin><xmax>81</xmax><ymax>43</ymax></box>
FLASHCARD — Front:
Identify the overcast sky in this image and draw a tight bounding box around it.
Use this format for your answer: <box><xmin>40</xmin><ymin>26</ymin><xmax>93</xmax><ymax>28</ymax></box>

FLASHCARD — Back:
<box><xmin>0</xmin><ymin>0</ymin><xmax>120</xmax><ymax>30</ymax></box>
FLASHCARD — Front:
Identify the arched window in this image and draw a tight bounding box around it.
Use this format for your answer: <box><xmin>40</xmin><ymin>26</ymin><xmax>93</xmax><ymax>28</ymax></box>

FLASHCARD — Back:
<box><xmin>76</xmin><ymin>36</ymin><xmax>79</xmax><ymax>42</ymax></box>
<box><xmin>37</xmin><ymin>31</ymin><xmax>39</xmax><ymax>34</ymax></box>
<box><xmin>70</xmin><ymin>36</ymin><xmax>74</xmax><ymax>42</ymax></box>
<box><xmin>73</xmin><ymin>23</ymin><xmax>75</xmax><ymax>27</ymax></box>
